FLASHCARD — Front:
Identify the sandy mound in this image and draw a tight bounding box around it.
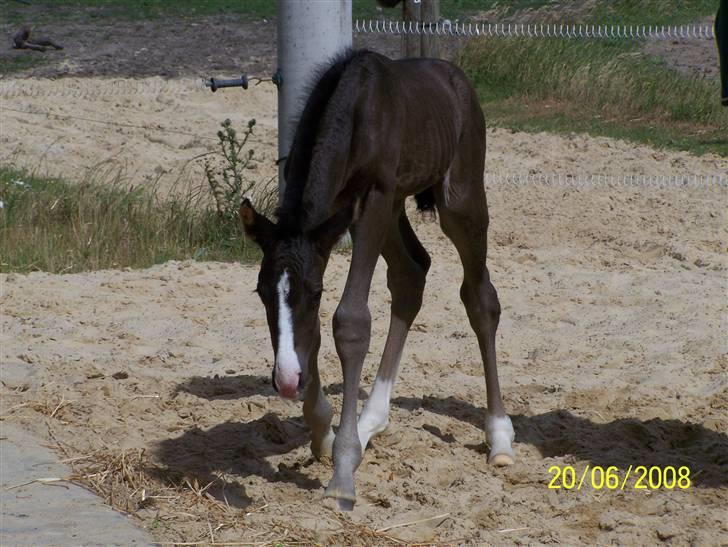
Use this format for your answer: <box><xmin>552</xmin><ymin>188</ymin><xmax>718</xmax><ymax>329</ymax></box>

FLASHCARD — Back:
<box><xmin>2</xmin><ymin>78</ymin><xmax>726</xmax><ymax>197</ymax></box>
<box><xmin>1</xmin><ymin>78</ymin><xmax>280</xmax><ymax>193</ymax></box>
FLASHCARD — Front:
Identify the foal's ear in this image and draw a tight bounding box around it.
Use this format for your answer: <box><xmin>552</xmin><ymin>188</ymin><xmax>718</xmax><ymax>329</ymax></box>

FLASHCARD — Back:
<box><xmin>309</xmin><ymin>207</ymin><xmax>353</xmax><ymax>257</ymax></box>
<box><xmin>239</xmin><ymin>199</ymin><xmax>276</xmax><ymax>250</ymax></box>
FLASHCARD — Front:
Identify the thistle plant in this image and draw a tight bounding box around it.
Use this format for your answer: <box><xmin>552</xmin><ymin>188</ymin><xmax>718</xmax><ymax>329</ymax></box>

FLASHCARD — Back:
<box><xmin>204</xmin><ymin>118</ymin><xmax>276</xmax><ymax>224</ymax></box>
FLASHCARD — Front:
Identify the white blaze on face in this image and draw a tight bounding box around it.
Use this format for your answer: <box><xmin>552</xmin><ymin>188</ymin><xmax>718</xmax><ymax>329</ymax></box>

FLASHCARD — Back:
<box><xmin>275</xmin><ymin>270</ymin><xmax>301</xmax><ymax>392</ymax></box>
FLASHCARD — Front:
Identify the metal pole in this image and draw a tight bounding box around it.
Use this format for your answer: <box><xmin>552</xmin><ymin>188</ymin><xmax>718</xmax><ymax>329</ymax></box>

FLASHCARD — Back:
<box><xmin>277</xmin><ymin>0</ymin><xmax>352</xmax><ymax>197</ymax></box>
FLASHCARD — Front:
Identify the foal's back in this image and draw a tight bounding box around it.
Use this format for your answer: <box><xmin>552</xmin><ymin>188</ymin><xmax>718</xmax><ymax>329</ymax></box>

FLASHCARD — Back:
<box><xmin>348</xmin><ymin>52</ymin><xmax>485</xmax><ymax>197</ymax></box>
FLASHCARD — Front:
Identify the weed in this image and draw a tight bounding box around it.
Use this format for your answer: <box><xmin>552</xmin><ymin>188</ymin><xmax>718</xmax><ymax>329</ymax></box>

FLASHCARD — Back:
<box><xmin>204</xmin><ymin>118</ymin><xmax>276</xmax><ymax>225</ymax></box>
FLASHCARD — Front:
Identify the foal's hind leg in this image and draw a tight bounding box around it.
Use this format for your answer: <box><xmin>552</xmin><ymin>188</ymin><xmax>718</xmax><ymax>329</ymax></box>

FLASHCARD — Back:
<box><xmin>436</xmin><ymin>175</ymin><xmax>515</xmax><ymax>465</ymax></box>
<box><xmin>358</xmin><ymin>209</ymin><xmax>430</xmax><ymax>452</ymax></box>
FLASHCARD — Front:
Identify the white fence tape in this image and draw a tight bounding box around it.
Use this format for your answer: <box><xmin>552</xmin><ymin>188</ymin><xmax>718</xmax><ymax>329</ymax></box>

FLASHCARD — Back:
<box><xmin>485</xmin><ymin>173</ymin><xmax>727</xmax><ymax>189</ymax></box>
<box><xmin>354</xmin><ymin>19</ymin><xmax>716</xmax><ymax>40</ymax></box>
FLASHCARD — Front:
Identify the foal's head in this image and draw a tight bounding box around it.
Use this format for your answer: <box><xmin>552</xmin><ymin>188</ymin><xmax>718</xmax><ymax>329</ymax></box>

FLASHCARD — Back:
<box><xmin>240</xmin><ymin>199</ymin><xmax>350</xmax><ymax>399</ymax></box>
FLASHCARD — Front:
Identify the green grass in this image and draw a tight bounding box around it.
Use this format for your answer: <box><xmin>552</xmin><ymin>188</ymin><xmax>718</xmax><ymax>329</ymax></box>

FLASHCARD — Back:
<box><xmin>485</xmin><ymin>98</ymin><xmax>728</xmax><ymax>156</ymax></box>
<box><xmin>4</xmin><ymin>0</ymin><xmax>715</xmax><ymax>23</ymax></box>
<box><xmin>3</xmin><ymin>0</ymin><xmax>500</xmax><ymax>24</ymax></box>
<box><xmin>0</xmin><ymin>54</ymin><xmax>49</xmax><ymax>76</ymax></box>
<box><xmin>591</xmin><ymin>0</ymin><xmax>717</xmax><ymax>26</ymax></box>
<box><xmin>459</xmin><ymin>0</ymin><xmax>727</xmax><ymax>156</ymax></box>
<box><xmin>3</xmin><ymin>0</ymin><xmax>554</xmax><ymax>24</ymax></box>
<box><xmin>0</xmin><ymin>167</ymin><xmax>260</xmax><ymax>274</ymax></box>
<box><xmin>431</xmin><ymin>0</ymin><xmax>560</xmax><ymax>19</ymax></box>
<box><xmin>4</xmin><ymin>0</ymin><xmax>274</xmax><ymax>23</ymax></box>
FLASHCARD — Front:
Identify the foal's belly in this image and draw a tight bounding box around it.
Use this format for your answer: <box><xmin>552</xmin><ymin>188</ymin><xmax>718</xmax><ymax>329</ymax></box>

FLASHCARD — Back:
<box><xmin>395</xmin><ymin>130</ymin><xmax>458</xmax><ymax>194</ymax></box>
<box><xmin>395</xmin><ymin>96</ymin><xmax>460</xmax><ymax>193</ymax></box>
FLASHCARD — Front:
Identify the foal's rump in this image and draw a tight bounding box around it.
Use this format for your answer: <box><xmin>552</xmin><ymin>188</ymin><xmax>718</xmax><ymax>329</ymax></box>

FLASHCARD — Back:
<box><xmin>385</xmin><ymin>56</ymin><xmax>486</xmax><ymax>210</ymax></box>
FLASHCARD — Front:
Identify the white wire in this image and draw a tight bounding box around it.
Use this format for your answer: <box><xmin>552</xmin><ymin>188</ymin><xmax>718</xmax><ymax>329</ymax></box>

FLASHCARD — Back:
<box><xmin>484</xmin><ymin>173</ymin><xmax>727</xmax><ymax>189</ymax></box>
<box><xmin>353</xmin><ymin>19</ymin><xmax>715</xmax><ymax>40</ymax></box>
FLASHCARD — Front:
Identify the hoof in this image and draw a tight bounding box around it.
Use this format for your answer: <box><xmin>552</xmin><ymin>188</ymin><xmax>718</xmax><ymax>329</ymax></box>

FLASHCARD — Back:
<box><xmin>337</xmin><ymin>498</ymin><xmax>355</xmax><ymax>511</ymax></box>
<box><xmin>486</xmin><ymin>414</ymin><xmax>515</xmax><ymax>466</ymax></box>
<box><xmin>489</xmin><ymin>453</ymin><xmax>515</xmax><ymax>466</ymax></box>
<box><xmin>311</xmin><ymin>428</ymin><xmax>335</xmax><ymax>465</ymax></box>
<box><xmin>324</xmin><ymin>478</ymin><xmax>356</xmax><ymax>511</ymax></box>
<box><xmin>358</xmin><ymin>420</ymin><xmax>389</xmax><ymax>456</ymax></box>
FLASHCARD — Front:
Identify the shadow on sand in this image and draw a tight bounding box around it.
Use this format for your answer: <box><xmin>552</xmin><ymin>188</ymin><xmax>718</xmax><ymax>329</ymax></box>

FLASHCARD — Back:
<box><xmin>176</xmin><ymin>374</ymin><xmax>368</xmax><ymax>401</ymax></box>
<box><xmin>159</xmin><ymin>375</ymin><xmax>726</xmax><ymax>507</ymax></box>
<box><xmin>393</xmin><ymin>394</ymin><xmax>728</xmax><ymax>489</ymax></box>
<box><xmin>175</xmin><ymin>373</ymin><xmax>275</xmax><ymax>400</ymax></box>
<box><xmin>154</xmin><ymin>412</ymin><xmax>320</xmax><ymax>508</ymax></box>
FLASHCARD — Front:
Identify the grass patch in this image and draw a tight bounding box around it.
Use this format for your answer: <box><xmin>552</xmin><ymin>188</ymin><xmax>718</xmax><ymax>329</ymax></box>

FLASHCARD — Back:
<box><xmin>2</xmin><ymin>0</ymin><xmax>507</xmax><ymax>24</ymax></box>
<box><xmin>486</xmin><ymin>98</ymin><xmax>728</xmax><ymax>156</ymax></box>
<box><xmin>0</xmin><ymin>167</ymin><xmax>260</xmax><ymax>274</ymax></box>
<box><xmin>0</xmin><ymin>54</ymin><xmax>49</xmax><ymax>76</ymax></box>
<box><xmin>3</xmin><ymin>0</ymin><xmax>276</xmax><ymax>23</ymax></box>
<box><xmin>591</xmin><ymin>0</ymin><xmax>717</xmax><ymax>26</ymax></box>
<box><xmin>2</xmin><ymin>0</ymin><xmax>554</xmax><ymax>25</ymax></box>
<box><xmin>459</xmin><ymin>1</ymin><xmax>727</xmax><ymax>156</ymax></box>
<box><xmin>424</xmin><ymin>0</ymin><xmax>560</xmax><ymax>19</ymax></box>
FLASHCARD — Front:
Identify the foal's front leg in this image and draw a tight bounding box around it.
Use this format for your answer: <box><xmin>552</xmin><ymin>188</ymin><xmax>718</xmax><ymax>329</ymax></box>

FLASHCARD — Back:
<box><xmin>325</xmin><ymin>189</ymin><xmax>393</xmax><ymax>510</ymax></box>
<box><xmin>303</xmin><ymin>332</ymin><xmax>335</xmax><ymax>462</ymax></box>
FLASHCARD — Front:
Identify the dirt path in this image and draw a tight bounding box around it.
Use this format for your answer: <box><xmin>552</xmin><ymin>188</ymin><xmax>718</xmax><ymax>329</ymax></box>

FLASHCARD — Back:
<box><xmin>0</xmin><ymin>14</ymin><xmax>403</xmax><ymax>80</ymax></box>
<box><xmin>3</xmin><ymin>8</ymin><xmax>719</xmax><ymax>82</ymax></box>
<box><xmin>2</xmin><ymin>174</ymin><xmax>726</xmax><ymax>543</ymax></box>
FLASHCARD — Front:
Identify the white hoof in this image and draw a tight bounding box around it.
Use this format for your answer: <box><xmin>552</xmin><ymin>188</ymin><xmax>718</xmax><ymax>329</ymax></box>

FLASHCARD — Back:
<box><xmin>358</xmin><ymin>417</ymin><xmax>389</xmax><ymax>455</ymax></box>
<box><xmin>486</xmin><ymin>414</ymin><xmax>515</xmax><ymax>466</ymax></box>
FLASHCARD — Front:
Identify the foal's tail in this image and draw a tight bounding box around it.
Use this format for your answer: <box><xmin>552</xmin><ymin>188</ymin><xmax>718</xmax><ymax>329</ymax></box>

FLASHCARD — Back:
<box><xmin>414</xmin><ymin>187</ymin><xmax>436</xmax><ymax>214</ymax></box>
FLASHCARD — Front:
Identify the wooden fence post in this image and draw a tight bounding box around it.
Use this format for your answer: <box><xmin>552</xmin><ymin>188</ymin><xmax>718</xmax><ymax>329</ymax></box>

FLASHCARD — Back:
<box><xmin>420</xmin><ymin>0</ymin><xmax>440</xmax><ymax>58</ymax></box>
<box><xmin>402</xmin><ymin>0</ymin><xmax>422</xmax><ymax>57</ymax></box>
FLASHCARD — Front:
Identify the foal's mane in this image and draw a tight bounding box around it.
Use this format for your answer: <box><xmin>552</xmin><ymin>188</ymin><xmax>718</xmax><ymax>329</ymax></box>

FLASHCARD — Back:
<box><xmin>277</xmin><ymin>49</ymin><xmax>368</xmax><ymax>235</ymax></box>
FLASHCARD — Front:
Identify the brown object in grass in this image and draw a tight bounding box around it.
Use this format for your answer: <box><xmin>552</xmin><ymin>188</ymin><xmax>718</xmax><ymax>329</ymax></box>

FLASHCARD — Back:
<box><xmin>13</xmin><ymin>27</ymin><xmax>64</xmax><ymax>52</ymax></box>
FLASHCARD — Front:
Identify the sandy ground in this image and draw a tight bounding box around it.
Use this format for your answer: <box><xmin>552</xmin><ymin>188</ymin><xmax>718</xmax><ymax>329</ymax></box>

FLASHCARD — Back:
<box><xmin>2</xmin><ymin>80</ymin><xmax>727</xmax><ymax>197</ymax></box>
<box><xmin>2</xmin><ymin>75</ymin><xmax>728</xmax><ymax>543</ymax></box>
<box><xmin>1</xmin><ymin>185</ymin><xmax>727</xmax><ymax>544</ymax></box>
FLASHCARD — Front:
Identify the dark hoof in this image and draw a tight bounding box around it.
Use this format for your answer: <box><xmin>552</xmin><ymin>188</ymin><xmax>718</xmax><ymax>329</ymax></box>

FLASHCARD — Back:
<box><xmin>324</xmin><ymin>481</ymin><xmax>356</xmax><ymax>511</ymax></box>
<box><xmin>337</xmin><ymin>498</ymin><xmax>355</xmax><ymax>511</ymax></box>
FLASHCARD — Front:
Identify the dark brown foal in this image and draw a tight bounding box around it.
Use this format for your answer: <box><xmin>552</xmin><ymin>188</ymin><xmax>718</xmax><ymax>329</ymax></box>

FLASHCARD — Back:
<box><xmin>241</xmin><ymin>50</ymin><xmax>514</xmax><ymax>510</ymax></box>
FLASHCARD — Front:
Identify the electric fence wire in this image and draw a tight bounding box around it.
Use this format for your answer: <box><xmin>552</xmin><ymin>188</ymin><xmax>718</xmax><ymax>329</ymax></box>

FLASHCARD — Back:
<box><xmin>2</xmin><ymin>104</ymin><xmax>723</xmax><ymax>189</ymax></box>
<box><xmin>353</xmin><ymin>19</ymin><xmax>716</xmax><ymax>40</ymax></box>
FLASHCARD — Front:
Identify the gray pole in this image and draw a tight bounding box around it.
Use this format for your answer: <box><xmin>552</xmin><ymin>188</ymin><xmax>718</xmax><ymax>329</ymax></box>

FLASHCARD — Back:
<box><xmin>277</xmin><ymin>0</ymin><xmax>352</xmax><ymax>196</ymax></box>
